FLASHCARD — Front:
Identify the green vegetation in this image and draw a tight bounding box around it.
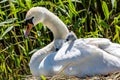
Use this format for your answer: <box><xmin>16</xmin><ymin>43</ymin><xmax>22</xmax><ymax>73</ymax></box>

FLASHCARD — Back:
<box><xmin>0</xmin><ymin>0</ymin><xmax>120</xmax><ymax>79</ymax></box>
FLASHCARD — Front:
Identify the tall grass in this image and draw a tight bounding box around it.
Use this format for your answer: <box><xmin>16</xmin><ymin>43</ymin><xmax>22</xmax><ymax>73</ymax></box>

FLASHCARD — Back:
<box><xmin>0</xmin><ymin>0</ymin><xmax>120</xmax><ymax>79</ymax></box>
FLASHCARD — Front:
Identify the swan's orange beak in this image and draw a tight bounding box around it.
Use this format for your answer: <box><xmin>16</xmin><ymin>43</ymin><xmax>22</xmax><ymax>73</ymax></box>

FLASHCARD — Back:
<box><xmin>24</xmin><ymin>23</ymin><xmax>33</xmax><ymax>38</ymax></box>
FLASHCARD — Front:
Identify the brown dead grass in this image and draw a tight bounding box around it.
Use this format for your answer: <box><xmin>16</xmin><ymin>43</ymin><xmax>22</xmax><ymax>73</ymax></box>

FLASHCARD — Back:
<box><xmin>24</xmin><ymin>72</ymin><xmax>120</xmax><ymax>80</ymax></box>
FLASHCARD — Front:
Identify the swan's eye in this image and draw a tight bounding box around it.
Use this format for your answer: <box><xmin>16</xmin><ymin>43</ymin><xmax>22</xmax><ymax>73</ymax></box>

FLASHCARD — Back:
<box><xmin>25</xmin><ymin>17</ymin><xmax>34</xmax><ymax>25</ymax></box>
<box><xmin>66</xmin><ymin>39</ymin><xmax>69</xmax><ymax>41</ymax></box>
<box><xmin>56</xmin><ymin>48</ymin><xmax>59</xmax><ymax>51</ymax></box>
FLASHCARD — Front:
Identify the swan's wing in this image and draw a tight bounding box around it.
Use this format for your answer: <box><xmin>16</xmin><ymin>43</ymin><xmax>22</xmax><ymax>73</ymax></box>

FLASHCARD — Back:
<box><xmin>82</xmin><ymin>38</ymin><xmax>111</xmax><ymax>48</ymax></box>
<box><xmin>54</xmin><ymin>40</ymin><xmax>102</xmax><ymax>62</ymax></box>
<box><xmin>103</xmin><ymin>43</ymin><xmax>120</xmax><ymax>58</ymax></box>
<box><xmin>29</xmin><ymin>42</ymin><xmax>54</xmax><ymax>65</ymax></box>
<box><xmin>29</xmin><ymin>42</ymin><xmax>55</xmax><ymax>76</ymax></box>
<box><xmin>39</xmin><ymin>40</ymin><xmax>120</xmax><ymax>77</ymax></box>
<box><xmin>55</xmin><ymin>40</ymin><xmax>120</xmax><ymax>76</ymax></box>
<box><xmin>55</xmin><ymin>40</ymin><xmax>120</xmax><ymax>65</ymax></box>
<box><xmin>81</xmin><ymin>38</ymin><xmax>120</xmax><ymax>58</ymax></box>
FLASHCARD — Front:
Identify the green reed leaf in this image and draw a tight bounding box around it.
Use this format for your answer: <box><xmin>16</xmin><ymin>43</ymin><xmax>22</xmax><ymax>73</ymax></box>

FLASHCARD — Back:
<box><xmin>0</xmin><ymin>0</ymin><xmax>7</xmax><ymax>3</ymax></box>
<box><xmin>0</xmin><ymin>26</ymin><xmax>14</xmax><ymax>40</ymax></box>
<box><xmin>67</xmin><ymin>0</ymin><xmax>78</xmax><ymax>15</ymax></box>
<box><xmin>113</xmin><ymin>25</ymin><xmax>120</xmax><ymax>41</ymax></box>
<box><xmin>0</xmin><ymin>18</ymin><xmax>17</xmax><ymax>26</ymax></box>
<box><xmin>99</xmin><ymin>20</ymin><xmax>110</xmax><ymax>28</ymax></box>
<box><xmin>25</xmin><ymin>0</ymin><xmax>32</xmax><ymax>9</ymax></box>
<box><xmin>101</xmin><ymin>1</ymin><xmax>109</xmax><ymax>20</ymax></box>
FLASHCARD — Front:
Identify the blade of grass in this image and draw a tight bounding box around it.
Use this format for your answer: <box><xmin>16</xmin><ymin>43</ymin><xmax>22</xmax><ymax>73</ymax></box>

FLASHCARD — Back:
<box><xmin>0</xmin><ymin>26</ymin><xmax>14</xmax><ymax>40</ymax></box>
<box><xmin>101</xmin><ymin>1</ymin><xmax>109</xmax><ymax>20</ymax></box>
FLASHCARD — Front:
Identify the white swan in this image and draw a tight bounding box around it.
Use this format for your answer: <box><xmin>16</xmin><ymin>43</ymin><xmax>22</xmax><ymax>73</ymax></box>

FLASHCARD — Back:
<box><xmin>24</xmin><ymin>7</ymin><xmax>120</xmax><ymax>77</ymax></box>
<box><xmin>24</xmin><ymin>7</ymin><xmax>69</xmax><ymax>76</ymax></box>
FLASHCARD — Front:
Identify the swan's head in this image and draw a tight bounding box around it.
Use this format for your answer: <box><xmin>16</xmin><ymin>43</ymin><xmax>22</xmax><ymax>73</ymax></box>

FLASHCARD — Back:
<box><xmin>65</xmin><ymin>31</ymin><xmax>77</xmax><ymax>42</ymax></box>
<box><xmin>24</xmin><ymin>7</ymin><xmax>47</xmax><ymax>37</ymax></box>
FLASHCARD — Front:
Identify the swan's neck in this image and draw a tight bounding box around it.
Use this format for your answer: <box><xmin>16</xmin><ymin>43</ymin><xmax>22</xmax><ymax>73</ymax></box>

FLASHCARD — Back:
<box><xmin>42</xmin><ymin>11</ymin><xmax>69</xmax><ymax>39</ymax></box>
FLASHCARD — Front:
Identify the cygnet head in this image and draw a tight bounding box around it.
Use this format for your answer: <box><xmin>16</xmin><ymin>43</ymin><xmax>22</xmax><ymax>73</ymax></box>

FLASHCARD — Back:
<box><xmin>65</xmin><ymin>31</ymin><xmax>77</xmax><ymax>42</ymax></box>
<box><xmin>24</xmin><ymin>7</ymin><xmax>48</xmax><ymax>38</ymax></box>
<box><xmin>54</xmin><ymin>31</ymin><xmax>77</xmax><ymax>51</ymax></box>
<box><xmin>54</xmin><ymin>39</ymin><xmax>64</xmax><ymax>51</ymax></box>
